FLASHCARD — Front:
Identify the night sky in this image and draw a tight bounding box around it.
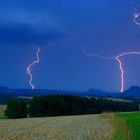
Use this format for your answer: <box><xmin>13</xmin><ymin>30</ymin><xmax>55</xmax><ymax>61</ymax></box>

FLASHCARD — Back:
<box><xmin>0</xmin><ymin>0</ymin><xmax>140</xmax><ymax>92</ymax></box>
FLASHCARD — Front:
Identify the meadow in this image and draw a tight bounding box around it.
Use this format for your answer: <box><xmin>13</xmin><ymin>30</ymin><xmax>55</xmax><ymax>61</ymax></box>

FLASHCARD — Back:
<box><xmin>112</xmin><ymin>112</ymin><xmax>140</xmax><ymax>140</ymax></box>
<box><xmin>0</xmin><ymin>114</ymin><xmax>113</xmax><ymax>140</ymax></box>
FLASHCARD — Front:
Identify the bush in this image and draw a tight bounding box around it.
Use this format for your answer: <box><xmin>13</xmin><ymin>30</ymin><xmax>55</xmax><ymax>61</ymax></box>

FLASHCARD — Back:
<box><xmin>5</xmin><ymin>98</ymin><xmax>28</xmax><ymax>119</ymax></box>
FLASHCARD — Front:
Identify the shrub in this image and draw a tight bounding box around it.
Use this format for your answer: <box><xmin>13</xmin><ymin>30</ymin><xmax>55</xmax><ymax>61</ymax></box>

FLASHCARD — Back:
<box><xmin>5</xmin><ymin>98</ymin><xmax>28</xmax><ymax>119</ymax></box>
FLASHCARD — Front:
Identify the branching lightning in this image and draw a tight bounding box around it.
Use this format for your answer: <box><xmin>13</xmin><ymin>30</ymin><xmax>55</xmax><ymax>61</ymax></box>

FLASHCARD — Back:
<box><xmin>27</xmin><ymin>48</ymin><xmax>41</xmax><ymax>89</ymax></box>
<box><xmin>81</xmin><ymin>46</ymin><xmax>113</xmax><ymax>60</ymax></box>
<box><xmin>115</xmin><ymin>51</ymin><xmax>140</xmax><ymax>92</ymax></box>
<box><xmin>80</xmin><ymin>2</ymin><xmax>140</xmax><ymax>93</ymax></box>
<box><xmin>82</xmin><ymin>47</ymin><xmax>140</xmax><ymax>93</ymax></box>
<box><xmin>131</xmin><ymin>2</ymin><xmax>140</xmax><ymax>26</ymax></box>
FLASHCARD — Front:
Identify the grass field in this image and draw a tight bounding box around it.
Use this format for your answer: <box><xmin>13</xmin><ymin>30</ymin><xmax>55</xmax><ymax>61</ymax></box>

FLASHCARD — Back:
<box><xmin>0</xmin><ymin>105</ymin><xmax>6</xmax><ymax>117</ymax></box>
<box><xmin>113</xmin><ymin>112</ymin><xmax>140</xmax><ymax>140</ymax></box>
<box><xmin>1</xmin><ymin>111</ymin><xmax>139</xmax><ymax>140</ymax></box>
<box><xmin>0</xmin><ymin>114</ymin><xmax>113</xmax><ymax>140</ymax></box>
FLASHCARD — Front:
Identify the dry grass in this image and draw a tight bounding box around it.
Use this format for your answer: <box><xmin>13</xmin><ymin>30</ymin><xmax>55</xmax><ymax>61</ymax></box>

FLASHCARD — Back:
<box><xmin>0</xmin><ymin>105</ymin><xmax>6</xmax><ymax>117</ymax></box>
<box><xmin>0</xmin><ymin>114</ymin><xmax>113</xmax><ymax>140</ymax></box>
<box><xmin>112</xmin><ymin>117</ymin><xmax>133</xmax><ymax>140</ymax></box>
<box><xmin>103</xmin><ymin>112</ymin><xmax>134</xmax><ymax>140</ymax></box>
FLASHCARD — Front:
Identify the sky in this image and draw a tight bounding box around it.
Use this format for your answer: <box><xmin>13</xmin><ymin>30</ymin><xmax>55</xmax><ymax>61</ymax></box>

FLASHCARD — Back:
<box><xmin>0</xmin><ymin>0</ymin><xmax>140</xmax><ymax>92</ymax></box>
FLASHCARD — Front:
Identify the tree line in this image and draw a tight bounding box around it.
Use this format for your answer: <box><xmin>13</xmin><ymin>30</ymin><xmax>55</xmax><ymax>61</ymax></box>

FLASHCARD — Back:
<box><xmin>5</xmin><ymin>94</ymin><xmax>139</xmax><ymax>119</ymax></box>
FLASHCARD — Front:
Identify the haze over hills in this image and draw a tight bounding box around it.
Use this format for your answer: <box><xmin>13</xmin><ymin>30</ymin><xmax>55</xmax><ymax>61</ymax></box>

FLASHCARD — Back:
<box><xmin>0</xmin><ymin>86</ymin><xmax>140</xmax><ymax>104</ymax></box>
<box><xmin>0</xmin><ymin>85</ymin><xmax>140</xmax><ymax>97</ymax></box>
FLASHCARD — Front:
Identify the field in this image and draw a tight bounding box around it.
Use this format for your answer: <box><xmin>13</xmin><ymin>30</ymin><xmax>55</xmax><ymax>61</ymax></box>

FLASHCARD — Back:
<box><xmin>0</xmin><ymin>105</ymin><xmax>6</xmax><ymax>117</ymax></box>
<box><xmin>0</xmin><ymin>114</ymin><xmax>113</xmax><ymax>140</ymax></box>
<box><xmin>1</xmin><ymin>111</ymin><xmax>139</xmax><ymax>140</ymax></box>
<box><xmin>113</xmin><ymin>112</ymin><xmax>140</xmax><ymax>140</ymax></box>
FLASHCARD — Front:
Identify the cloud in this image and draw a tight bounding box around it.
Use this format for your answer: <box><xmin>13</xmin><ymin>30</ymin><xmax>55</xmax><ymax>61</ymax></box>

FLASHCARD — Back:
<box><xmin>0</xmin><ymin>22</ymin><xmax>64</xmax><ymax>47</ymax></box>
<box><xmin>0</xmin><ymin>0</ymin><xmax>65</xmax><ymax>47</ymax></box>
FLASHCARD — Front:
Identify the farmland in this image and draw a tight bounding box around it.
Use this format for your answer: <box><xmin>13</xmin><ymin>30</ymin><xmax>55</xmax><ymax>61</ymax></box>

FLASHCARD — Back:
<box><xmin>1</xmin><ymin>109</ymin><xmax>140</xmax><ymax>140</ymax></box>
<box><xmin>0</xmin><ymin>114</ymin><xmax>112</xmax><ymax>140</ymax></box>
<box><xmin>0</xmin><ymin>105</ymin><xmax>6</xmax><ymax>117</ymax></box>
<box><xmin>113</xmin><ymin>112</ymin><xmax>140</xmax><ymax>140</ymax></box>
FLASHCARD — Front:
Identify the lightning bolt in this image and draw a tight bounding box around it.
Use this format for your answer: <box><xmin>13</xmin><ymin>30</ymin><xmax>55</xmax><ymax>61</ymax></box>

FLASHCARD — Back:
<box><xmin>27</xmin><ymin>48</ymin><xmax>41</xmax><ymax>89</ymax></box>
<box><xmin>82</xmin><ymin>47</ymin><xmax>140</xmax><ymax>93</ymax></box>
<box><xmin>81</xmin><ymin>46</ymin><xmax>113</xmax><ymax>60</ymax></box>
<box><xmin>133</xmin><ymin>13</ymin><xmax>140</xmax><ymax>26</ymax></box>
<box><xmin>81</xmin><ymin>2</ymin><xmax>140</xmax><ymax>93</ymax></box>
<box><xmin>131</xmin><ymin>2</ymin><xmax>140</xmax><ymax>26</ymax></box>
<box><xmin>79</xmin><ymin>2</ymin><xmax>140</xmax><ymax>93</ymax></box>
<box><xmin>115</xmin><ymin>51</ymin><xmax>140</xmax><ymax>93</ymax></box>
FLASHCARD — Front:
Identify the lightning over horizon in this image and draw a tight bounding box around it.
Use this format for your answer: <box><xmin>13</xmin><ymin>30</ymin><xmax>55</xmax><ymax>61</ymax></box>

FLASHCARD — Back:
<box><xmin>82</xmin><ymin>47</ymin><xmax>140</xmax><ymax>93</ymax></box>
<box><xmin>1</xmin><ymin>0</ymin><xmax>140</xmax><ymax>92</ymax></box>
<box><xmin>115</xmin><ymin>51</ymin><xmax>140</xmax><ymax>92</ymax></box>
<box><xmin>27</xmin><ymin>48</ymin><xmax>41</xmax><ymax>89</ymax></box>
<box><xmin>80</xmin><ymin>2</ymin><xmax>140</xmax><ymax>93</ymax></box>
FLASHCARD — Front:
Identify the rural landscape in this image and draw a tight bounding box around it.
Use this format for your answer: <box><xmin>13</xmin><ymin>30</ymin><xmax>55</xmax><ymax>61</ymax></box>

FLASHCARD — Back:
<box><xmin>0</xmin><ymin>103</ymin><xmax>140</xmax><ymax>140</ymax></box>
<box><xmin>0</xmin><ymin>87</ymin><xmax>140</xmax><ymax>140</ymax></box>
<box><xmin>1</xmin><ymin>0</ymin><xmax>140</xmax><ymax>140</ymax></box>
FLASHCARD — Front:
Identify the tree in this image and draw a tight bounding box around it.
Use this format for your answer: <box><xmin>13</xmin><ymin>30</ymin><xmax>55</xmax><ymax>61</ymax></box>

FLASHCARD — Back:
<box><xmin>5</xmin><ymin>98</ymin><xmax>28</xmax><ymax>119</ymax></box>
<box><xmin>29</xmin><ymin>95</ymin><xmax>139</xmax><ymax>117</ymax></box>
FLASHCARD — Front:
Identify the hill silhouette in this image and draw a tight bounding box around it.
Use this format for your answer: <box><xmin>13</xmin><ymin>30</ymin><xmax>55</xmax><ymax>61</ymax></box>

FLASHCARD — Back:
<box><xmin>0</xmin><ymin>86</ymin><xmax>140</xmax><ymax>104</ymax></box>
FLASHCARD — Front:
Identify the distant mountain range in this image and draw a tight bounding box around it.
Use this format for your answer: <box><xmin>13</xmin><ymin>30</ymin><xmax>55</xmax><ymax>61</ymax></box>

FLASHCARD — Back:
<box><xmin>86</xmin><ymin>86</ymin><xmax>140</xmax><ymax>97</ymax></box>
<box><xmin>0</xmin><ymin>86</ymin><xmax>140</xmax><ymax>104</ymax></box>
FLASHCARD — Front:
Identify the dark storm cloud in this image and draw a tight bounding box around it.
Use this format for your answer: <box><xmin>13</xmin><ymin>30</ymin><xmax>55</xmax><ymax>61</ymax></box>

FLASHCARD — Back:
<box><xmin>1</xmin><ymin>0</ymin><xmax>140</xmax><ymax>91</ymax></box>
<box><xmin>0</xmin><ymin>0</ymin><xmax>65</xmax><ymax>47</ymax></box>
<box><xmin>0</xmin><ymin>23</ymin><xmax>63</xmax><ymax>46</ymax></box>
